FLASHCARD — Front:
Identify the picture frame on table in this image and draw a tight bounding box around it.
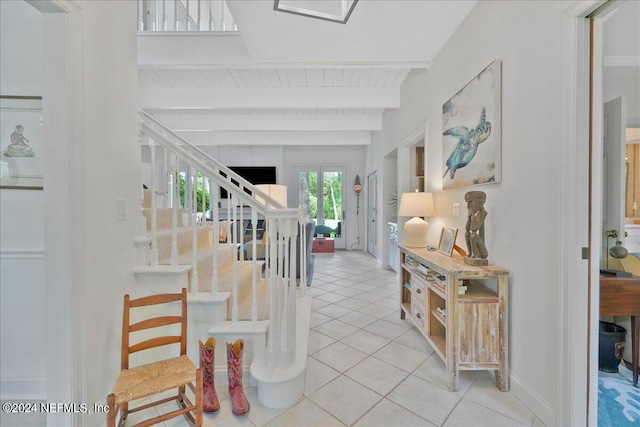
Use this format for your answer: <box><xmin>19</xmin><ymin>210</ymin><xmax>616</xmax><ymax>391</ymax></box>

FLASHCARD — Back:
<box><xmin>437</xmin><ymin>227</ymin><xmax>458</xmax><ymax>257</ymax></box>
<box><xmin>0</xmin><ymin>96</ymin><xmax>43</xmax><ymax>190</ymax></box>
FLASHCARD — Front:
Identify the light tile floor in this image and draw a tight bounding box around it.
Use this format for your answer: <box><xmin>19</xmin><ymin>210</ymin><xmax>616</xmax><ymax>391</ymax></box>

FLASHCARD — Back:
<box><xmin>2</xmin><ymin>250</ymin><xmax>547</xmax><ymax>427</ymax></box>
<box><xmin>195</xmin><ymin>250</ymin><xmax>542</xmax><ymax>427</ymax></box>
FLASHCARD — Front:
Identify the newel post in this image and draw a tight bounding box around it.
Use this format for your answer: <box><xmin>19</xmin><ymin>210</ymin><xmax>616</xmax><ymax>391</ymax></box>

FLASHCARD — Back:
<box><xmin>135</xmin><ymin>130</ymin><xmax>151</xmax><ymax>267</ymax></box>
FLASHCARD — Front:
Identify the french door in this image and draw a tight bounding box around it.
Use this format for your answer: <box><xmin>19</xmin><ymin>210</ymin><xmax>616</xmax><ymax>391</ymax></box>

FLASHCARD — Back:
<box><xmin>295</xmin><ymin>166</ymin><xmax>346</xmax><ymax>249</ymax></box>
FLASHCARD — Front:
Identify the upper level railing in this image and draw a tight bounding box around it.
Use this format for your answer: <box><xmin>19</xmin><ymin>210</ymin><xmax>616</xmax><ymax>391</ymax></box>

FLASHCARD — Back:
<box><xmin>138</xmin><ymin>0</ymin><xmax>238</xmax><ymax>32</ymax></box>
<box><xmin>138</xmin><ymin>109</ymin><xmax>307</xmax><ymax>368</ymax></box>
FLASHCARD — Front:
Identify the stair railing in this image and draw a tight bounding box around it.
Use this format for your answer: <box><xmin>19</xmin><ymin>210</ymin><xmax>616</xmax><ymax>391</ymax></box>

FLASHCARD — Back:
<box><xmin>138</xmin><ymin>0</ymin><xmax>237</xmax><ymax>32</ymax></box>
<box><xmin>139</xmin><ymin>109</ymin><xmax>306</xmax><ymax>369</ymax></box>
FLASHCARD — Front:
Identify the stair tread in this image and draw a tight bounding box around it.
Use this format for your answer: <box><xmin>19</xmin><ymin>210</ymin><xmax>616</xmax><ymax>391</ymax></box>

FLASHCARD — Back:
<box><xmin>209</xmin><ymin>320</ymin><xmax>269</xmax><ymax>335</ymax></box>
<box><xmin>158</xmin><ymin>244</ymin><xmax>255</xmax><ymax>267</ymax></box>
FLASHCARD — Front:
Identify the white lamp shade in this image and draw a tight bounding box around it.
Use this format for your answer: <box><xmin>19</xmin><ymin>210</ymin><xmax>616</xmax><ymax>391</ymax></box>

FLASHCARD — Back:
<box><xmin>398</xmin><ymin>192</ymin><xmax>434</xmax><ymax>217</ymax></box>
<box><xmin>255</xmin><ymin>184</ymin><xmax>288</xmax><ymax>207</ymax></box>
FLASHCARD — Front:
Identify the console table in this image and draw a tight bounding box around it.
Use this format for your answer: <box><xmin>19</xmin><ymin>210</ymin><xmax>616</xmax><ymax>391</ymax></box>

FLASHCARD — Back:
<box><xmin>399</xmin><ymin>246</ymin><xmax>509</xmax><ymax>391</ymax></box>
<box><xmin>600</xmin><ymin>275</ymin><xmax>640</xmax><ymax>386</ymax></box>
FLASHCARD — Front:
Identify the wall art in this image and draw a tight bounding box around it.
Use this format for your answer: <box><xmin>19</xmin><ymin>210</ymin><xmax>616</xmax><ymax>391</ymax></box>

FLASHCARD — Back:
<box><xmin>442</xmin><ymin>60</ymin><xmax>501</xmax><ymax>190</ymax></box>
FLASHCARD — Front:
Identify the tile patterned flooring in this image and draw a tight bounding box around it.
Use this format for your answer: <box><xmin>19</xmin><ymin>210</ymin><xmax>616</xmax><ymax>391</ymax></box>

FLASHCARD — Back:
<box><xmin>1</xmin><ymin>250</ymin><xmax>543</xmax><ymax>427</ymax></box>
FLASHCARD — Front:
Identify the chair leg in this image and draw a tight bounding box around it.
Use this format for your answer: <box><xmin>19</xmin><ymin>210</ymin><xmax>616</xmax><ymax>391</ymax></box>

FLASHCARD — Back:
<box><xmin>106</xmin><ymin>393</ymin><xmax>116</xmax><ymax>427</ymax></box>
<box><xmin>120</xmin><ymin>401</ymin><xmax>128</xmax><ymax>425</ymax></box>
<box><xmin>196</xmin><ymin>369</ymin><xmax>203</xmax><ymax>427</ymax></box>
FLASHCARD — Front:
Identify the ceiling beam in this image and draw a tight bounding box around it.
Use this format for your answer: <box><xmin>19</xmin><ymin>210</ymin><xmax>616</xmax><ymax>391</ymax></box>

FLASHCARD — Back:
<box><xmin>139</xmin><ymin>86</ymin><xmax>400</xmax><ymax>110</ymax></box>
<box><xmin>173</xmin><ymin>130</ymin><xmax>371</xmax><ymax>146</ymax></box>
<box><xmin>153</xmin><ymin>113</ymin><xmax>383</xmax><ymax>131</ymax></box>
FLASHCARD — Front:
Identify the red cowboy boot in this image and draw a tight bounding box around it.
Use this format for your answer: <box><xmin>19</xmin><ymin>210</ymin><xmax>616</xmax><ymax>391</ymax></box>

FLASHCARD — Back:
<box><xmin>226</xmin><ymin>339</ymin><xmax>250</xmax><ymax>415</ymax></box>
<box><xmin>199</xmin><ymin>337</ymin><xmax>220</xmax><ymax>413</ymax></box>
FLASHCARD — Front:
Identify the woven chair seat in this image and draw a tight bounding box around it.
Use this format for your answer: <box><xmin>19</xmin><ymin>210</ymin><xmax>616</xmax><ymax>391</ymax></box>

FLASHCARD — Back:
<box><xmin>112</xmin><ymin>355</ymin><xmax>196</xmax><ymax>405</ymax></box>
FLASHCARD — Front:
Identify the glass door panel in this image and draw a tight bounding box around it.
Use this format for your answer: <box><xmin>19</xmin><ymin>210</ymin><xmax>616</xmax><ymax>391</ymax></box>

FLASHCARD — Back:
<box><xmin>296</xmin><ymin>166</ymin><xmax>346</xmax><ymax>249</ymax></box>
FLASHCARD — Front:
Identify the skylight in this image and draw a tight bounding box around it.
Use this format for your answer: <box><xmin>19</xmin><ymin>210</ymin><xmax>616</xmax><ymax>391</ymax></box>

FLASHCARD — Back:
<box><xmin>274</xmin><ymin>0</ymin><xmax>359</xmax><ymax>24</ymax></box>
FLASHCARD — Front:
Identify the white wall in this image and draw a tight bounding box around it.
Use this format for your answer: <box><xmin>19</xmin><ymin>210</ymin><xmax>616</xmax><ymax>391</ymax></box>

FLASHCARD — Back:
<box><xmin>0</xmin><ymin>0</ymin><xmax>46</xmax><ymax>400</ymax></box>
<box><xmin>39</xmin><ymin>2</ymin><xmax>140</xmax><ymax>425</ymax></box>
<box><xmin>0</xmin><ymin>1</ymin><xmax>42</xmax><ymax>95</ymax></box>
<box><xmin>77</xmin><ymin>2</ymin><xmax>140</xmax><ymax>421</ymax></box>
<box><xmin>603</xmin><ymin>66</ymin><xmax>640</xmax><ymax>124</ymax></box>
<box><xmin>368</xmin><ymin>1</ymin><xmax>569</xmax><ymax>424</ymax></box>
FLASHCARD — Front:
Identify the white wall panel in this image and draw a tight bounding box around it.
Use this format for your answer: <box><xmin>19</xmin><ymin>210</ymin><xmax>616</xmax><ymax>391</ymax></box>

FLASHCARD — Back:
<box><xmin>0</xmin><ymin>255</ymin><xmax>46</xmax><ymax>399</ymax></box>
<box><xmin>0</xmin><ymin>1</ymin><xmax>46</xmax><ymax>401</ymax></box>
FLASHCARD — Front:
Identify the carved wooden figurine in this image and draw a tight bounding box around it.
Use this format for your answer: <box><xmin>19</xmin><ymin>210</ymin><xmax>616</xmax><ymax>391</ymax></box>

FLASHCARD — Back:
<box><xmin>464</xmin><ymin>191</ymin><xmax>488</xmax><ymax>266</ymax></box>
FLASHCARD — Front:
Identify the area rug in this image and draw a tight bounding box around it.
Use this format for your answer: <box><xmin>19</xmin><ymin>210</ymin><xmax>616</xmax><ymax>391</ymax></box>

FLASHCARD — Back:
<box><xmin>598</xmin><ymin>376</ymin><xmax>640</xmax><ymax>426</ymax></box>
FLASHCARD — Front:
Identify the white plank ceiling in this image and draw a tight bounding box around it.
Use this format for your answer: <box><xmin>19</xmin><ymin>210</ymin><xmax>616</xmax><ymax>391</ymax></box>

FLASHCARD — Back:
<box><xmin>139</xmin><ymin>67</ymin><xmax>410</xmax><ymax>89</ymax></box>
<box><xmin>138</xmin><ymin>1</ymin><xmax>478</xmax><ymax>146</ymax></box>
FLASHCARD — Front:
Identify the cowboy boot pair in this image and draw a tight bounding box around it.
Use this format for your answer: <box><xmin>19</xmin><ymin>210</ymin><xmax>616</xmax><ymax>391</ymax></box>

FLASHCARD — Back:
<box><xmin>198</xmin><ymin>337</ymin><xmax>249</xmax><ymax>416</ymax></box>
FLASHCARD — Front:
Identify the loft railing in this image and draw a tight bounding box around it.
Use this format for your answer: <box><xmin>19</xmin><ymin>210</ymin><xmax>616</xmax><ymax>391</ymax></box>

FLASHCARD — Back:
<box><xmin>138</xmin><ymin>108</ymin><xmax>307</xmax><ymax>368</ymax></box>
<box><xmin>138</xmin><ymin>0</ymin><xmax>238</xmax><ymax>32</ymax></box>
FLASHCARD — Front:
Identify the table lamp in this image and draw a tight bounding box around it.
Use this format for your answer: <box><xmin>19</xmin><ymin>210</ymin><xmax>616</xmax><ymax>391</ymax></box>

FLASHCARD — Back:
<box><xmin>398</xmin><ymin>191</ymin><xmax>434</xmax><ymax>247</ymax></box>
<box><xmin>255</xmin><ymin>184</ymin><xmax>288</xmax><ymax>208</ymax></box>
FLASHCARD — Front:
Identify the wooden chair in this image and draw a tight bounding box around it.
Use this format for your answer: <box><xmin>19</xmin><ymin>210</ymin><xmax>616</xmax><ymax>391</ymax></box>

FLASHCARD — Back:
<box><xmin>107</xmin><ymin>288</ymin><xmax>203</xmax><ymax>427</ymax></box>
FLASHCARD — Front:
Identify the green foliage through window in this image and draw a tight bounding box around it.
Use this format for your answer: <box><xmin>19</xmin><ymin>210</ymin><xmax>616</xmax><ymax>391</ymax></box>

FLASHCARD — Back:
<box><xmin>179</xmin><ymin>172</ymin><xmax>210</xmax><ymax>212</ymax></box>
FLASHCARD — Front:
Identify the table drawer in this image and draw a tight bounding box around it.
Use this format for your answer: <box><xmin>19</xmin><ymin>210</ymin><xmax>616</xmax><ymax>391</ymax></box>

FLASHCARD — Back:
<box><xmin>411</xmin><ymin>274</ymin><xmax>427</xmax><ymax>305</ymax></box>
<box><xmin>411</xmin><ymin>295</ymin><xmax>426</xmax><ymax>330</ymax></box>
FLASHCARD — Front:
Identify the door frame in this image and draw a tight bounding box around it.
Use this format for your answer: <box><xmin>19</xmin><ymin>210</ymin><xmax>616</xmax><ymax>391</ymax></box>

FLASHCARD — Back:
<box><xmin>557</xmin><ymin>2</ymin><xmax>604</xmax><ymax>426</ymax></box>
<box><xmin>367</xmin><ymin>171</ymin><xmax>377</xmax><ymax>257</ymax></box>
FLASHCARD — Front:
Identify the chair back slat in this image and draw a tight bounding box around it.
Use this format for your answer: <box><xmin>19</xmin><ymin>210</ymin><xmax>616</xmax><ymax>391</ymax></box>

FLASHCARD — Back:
<box><xmin>129</xmin><ymin>336</ymin><xmax>182</xmax><ymax>354</ymax></box>
<box><xmin>129</xmin><ymin>293</ymin><xmax>183</xmax><ymax>308</ymax></box>
<box><xmin>130</xmin><ymin>316</ymin><xmax>182</xmax><ymax>332</ymax></box>
<box><xmin>121</xmin><ymin>289</ymin><xmax>188</xmax><ymax>370</ymax></box>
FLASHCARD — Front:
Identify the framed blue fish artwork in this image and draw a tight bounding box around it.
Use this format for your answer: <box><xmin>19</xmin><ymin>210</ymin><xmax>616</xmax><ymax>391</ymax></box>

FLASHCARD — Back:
<box><xmin>442</xmin><ymin>60</ymin><xmax>501</xmax><ymax>190</ymax></box>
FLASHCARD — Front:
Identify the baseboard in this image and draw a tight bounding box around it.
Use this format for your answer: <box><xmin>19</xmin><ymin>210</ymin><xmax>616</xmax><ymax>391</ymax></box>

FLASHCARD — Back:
<box><xmin>0</xmin><ymin>376</ymin><xmax>46</xmax><ymax>400</ymax></box>
<box><xmin>214</xmin><ymin>365</ymin><xmax>255</xmax><ymax>387</ymax></box>
<box><xmin>509</xmin><ymin>371</ymin><xmax>555</xmax><ymax>426</ymax></box>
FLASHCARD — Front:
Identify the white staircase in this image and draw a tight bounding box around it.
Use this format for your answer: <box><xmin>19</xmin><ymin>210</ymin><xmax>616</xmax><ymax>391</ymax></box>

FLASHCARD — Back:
<box><xmin>134</xmin><ymin>109</ymin><xmax>311</xmax><ymax>409</ymax></box>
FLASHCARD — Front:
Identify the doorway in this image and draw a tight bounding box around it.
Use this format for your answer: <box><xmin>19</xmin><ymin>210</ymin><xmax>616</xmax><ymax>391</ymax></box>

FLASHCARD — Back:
<box><xmin>295</xmin><ymin>166</ymin><xmax>346</xmax><ymax>249</ymax></box>
<box><xmin>589</xmin><ymin>1</ymin><xmax>640</xmax><ymax>424</ymax></box>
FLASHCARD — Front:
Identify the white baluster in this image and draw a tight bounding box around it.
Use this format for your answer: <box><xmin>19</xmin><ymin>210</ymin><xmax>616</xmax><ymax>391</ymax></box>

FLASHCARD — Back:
<box><xmin>137</xmin><ymin>0</ymin><xmax>144</xmax><ymax>30</ymax></box>
<box><xmin>197</xmin><ymin>0</ymin><xmax>201</xmax><ymax>31</ymax></box>
<box><xmin>185</xmin><ymin>0</ymin><xmax>190</xmax><ymax>30</ymax></box>
<box><xmin>162</xmin><ymin>0</ymin><xmax>167</xmax><ymax>31</ymax></box>
<box><xmin>211</xmin><ymin>173</ymin><xmax>219</xmax><ymax>294</ymax></box>
<box><xmin>267</xmin><ymin>216</ymin><xmax>279</xmax><ymax>369</ymax></box>
<box><xmin>231</xmin><ymin>193</ymin><xmax>238</xmax><ymax>322</ymax></box>
<box><xmin>220</xmin><ymin>0</ymin><xmax>225</xmax><ymax>31</ymax></box>
<box><xmin>281</xmin><ymin>218</ymin><xmax>291</xmax><ymax>361</ymax></box>
<box><xmin>174</xmin><ymin>0</ymin><xmax>178</xmax><ymax>30</ymax></box>
<box><xmin>288</xmin><ymin>218</ymin><xmax>298</xmax><ymax>364</ymax></box>
<box><xmin>149</xmin><ymin>139</ymin><xmax>159</xmax><ymax>266</ymax></box>
<box><xmin>251</xmin><ymin>208</ymin><xmax>258</xmax><ymax>322</ymax></box>
<box><xmin>299</xmin><ymin>209</ymin><xmax>307</xmax><ymax>296</ymax></box>
<box><xmin>200</xmin><ymin>173</ymin><xmax>205</xmax><ymax>224</ymax></box>
<box><xmin>239</xmin><ymin>192</ymin><xmax>244</xmax><ymax>261</ymax></box>
<box><xmin>190</xmin><ymin>166</ymin><xmax>199</xmax><ymax>292</ymax></box>
<box><xmin>171</xmin><ymin>154</ymin><xmax>179</xmax><ymax>265</ymax></box>
<box><xmin>136</xmin><ymin>131</ymin><xmax>150</xmax><ymax>267</ymax></box>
